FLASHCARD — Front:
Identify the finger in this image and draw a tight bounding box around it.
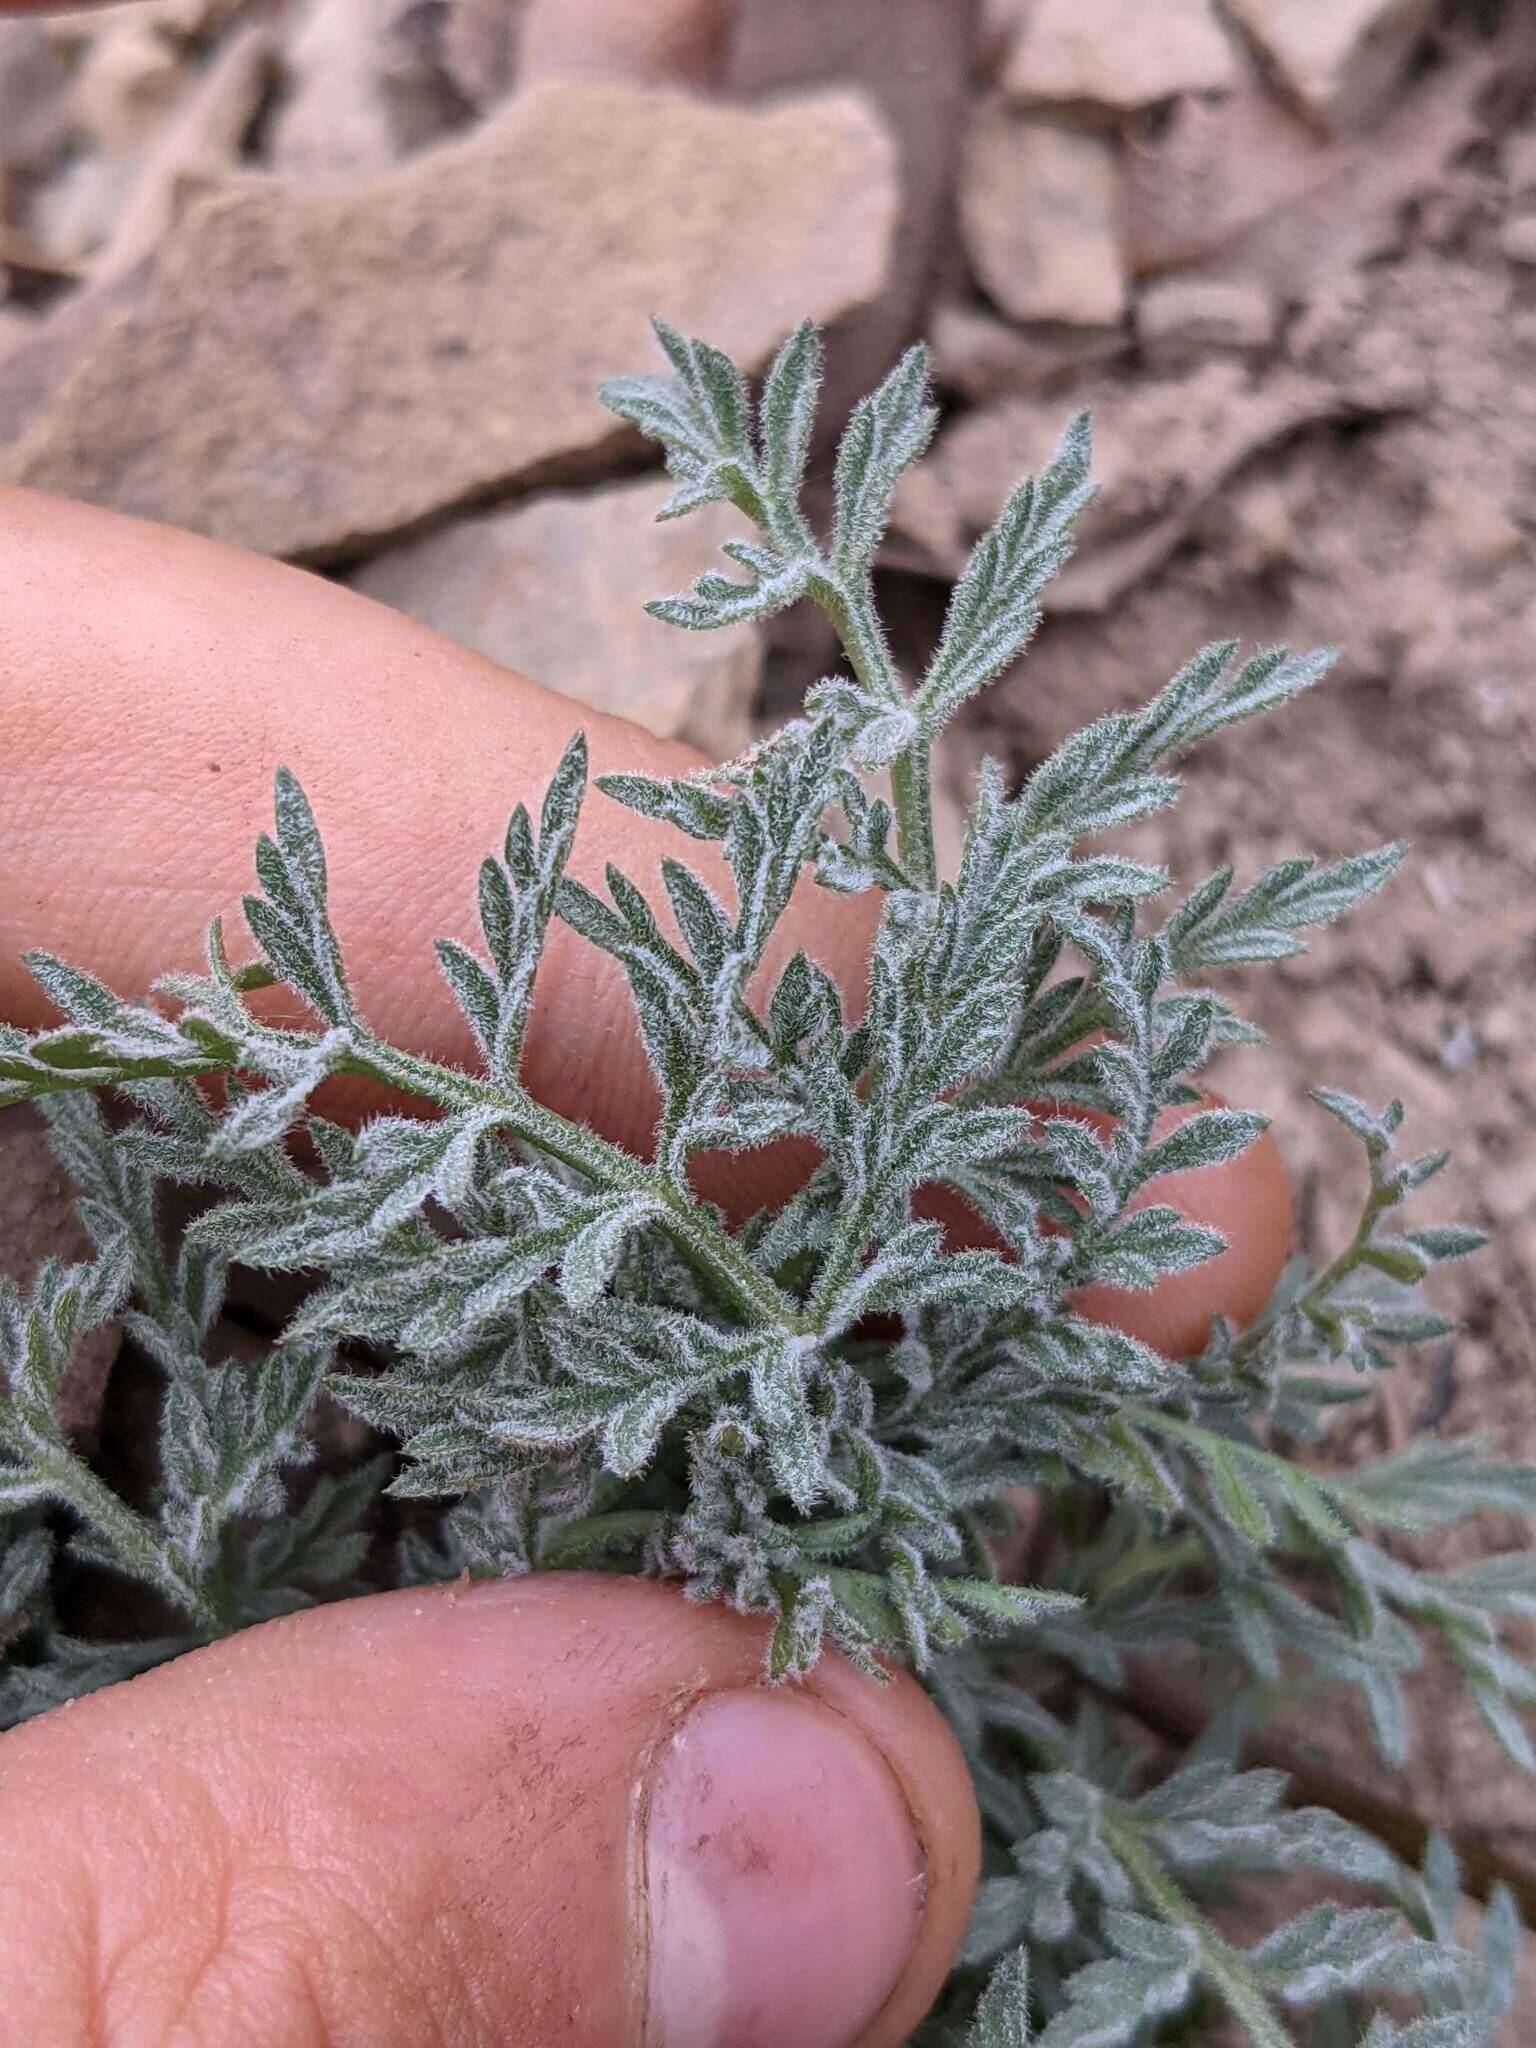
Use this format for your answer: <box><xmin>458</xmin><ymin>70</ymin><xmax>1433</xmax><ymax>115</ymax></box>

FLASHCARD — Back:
<box><xmin>0</xmin><ymin>486</ymin><xmax>878</xmax><ymax>1181</ymax></box>
<box><xmin>0</xmin><ymin>1575</ymin><xmax>978</xmax><ymax>2048</ymax></box>
<box><xmin>0</xmin><ymin>487</ymin><xmax>1291</xmax><ymax>1340</ymax></box>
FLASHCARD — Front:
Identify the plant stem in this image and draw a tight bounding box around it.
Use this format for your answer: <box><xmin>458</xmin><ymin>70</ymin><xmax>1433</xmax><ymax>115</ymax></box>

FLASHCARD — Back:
<box><xmin>970</xmin><ymin>1683</ymin><xmax>1295</xmax><ymax>2048</ymax></box>
<box><xmin>808</xmin><ymin>566</ymin><xmax>939</xmax><ymax>891</ymax></box>
<box><xmin>341</xmin><ymin>1038</ymin><xmax>805</xmax><ymax>1335</ymax></box>
<box><xmin>35</xmin><ymin>1439</ymin><xmax>219</xmax><ymax>1633</ymax></box>
<box><xmin>891</xmin><ymin>744</ymin><xmax>938</xmax><ymax>891</ymax></box>
<box><xmin>1101</xmin><ymin>1802</ymin><xmax>1294</xmax><ymax>2048</ymax></box>
<box><xmin>1232</xmin><ymin>1180</ymin><xmax>1392</xmax><ymax>1369</ymax></box>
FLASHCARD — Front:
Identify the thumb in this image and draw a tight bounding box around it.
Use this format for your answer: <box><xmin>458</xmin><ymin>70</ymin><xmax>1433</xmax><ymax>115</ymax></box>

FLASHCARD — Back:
<box><xmin>0</xmin><ymin>1575</ymin><xmax>978</xmax><ymax>2047</ymax></box>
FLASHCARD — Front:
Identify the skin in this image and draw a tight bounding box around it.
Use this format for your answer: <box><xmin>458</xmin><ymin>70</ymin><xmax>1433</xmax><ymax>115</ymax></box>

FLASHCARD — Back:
<box><xmin>0</xmin><ymin>485</ymin><xmax>1293</xmax><ymax>2044</ymax></box>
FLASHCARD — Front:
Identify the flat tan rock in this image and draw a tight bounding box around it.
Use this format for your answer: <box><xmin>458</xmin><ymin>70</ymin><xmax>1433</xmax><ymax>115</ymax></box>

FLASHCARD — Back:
<box><xmin>960</xmin><ymin>100</ymin><xmax>1126</xmax><ymax>328</ymax></box>
<box><xmin>0</xmin><ymin>82</ymin><xmax>897</xmax><ymax>563</ymax></box>
<box><xmin>351</xmin><ymin>477</ymin><xmax>762</xmax><ymax>763</ymax></box>
<box><xmin>1003</xmin><ymin>0</ymin><xmax>1236</xmax><ymax>113</ymax></box>
<box><xmin>1221</xmin><ymin>0</ymin><xmax>1436</xmax><ymax>135</ymax></box>
<box><xmin>1136</xmin><ymin>276</ymin><xmax>1275</xmax><ymax>362</ymax></box>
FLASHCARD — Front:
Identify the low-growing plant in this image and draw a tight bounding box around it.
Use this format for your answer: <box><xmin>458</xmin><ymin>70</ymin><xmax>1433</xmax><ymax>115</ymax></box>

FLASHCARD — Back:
<box><xmin>1</xmin><ymin>321</ymin><xmax>1529</xmax><ymax>2044</ymax></box>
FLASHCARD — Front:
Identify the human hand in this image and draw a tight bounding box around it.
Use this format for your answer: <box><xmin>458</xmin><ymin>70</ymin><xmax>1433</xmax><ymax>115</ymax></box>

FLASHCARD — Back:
<box><xmin>0</xmin><ymin>486</ymin><xmax>1291</xmax><ymax>2046</ymax></box>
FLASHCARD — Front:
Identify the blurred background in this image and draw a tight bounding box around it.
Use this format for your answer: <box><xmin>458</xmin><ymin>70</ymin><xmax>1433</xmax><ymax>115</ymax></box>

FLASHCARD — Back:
<box><xmin>2</xmin><ymin>0</ymin><xmax>1533</xmax><ymax>1933</ymax></box>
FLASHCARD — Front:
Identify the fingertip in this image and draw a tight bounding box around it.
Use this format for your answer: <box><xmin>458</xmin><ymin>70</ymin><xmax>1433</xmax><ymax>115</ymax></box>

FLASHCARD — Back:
<box><xmin>0</xmin><ymin>1575</ymin><xmax>979</xmax><ymax>2048</ymax></box>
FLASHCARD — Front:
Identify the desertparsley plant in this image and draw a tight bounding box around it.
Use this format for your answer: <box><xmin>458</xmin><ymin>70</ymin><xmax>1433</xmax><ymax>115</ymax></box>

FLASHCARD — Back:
<box><xmin>1</xmin><ymin>320</ymin><xmax>1531</xmax><ymax>2045</ymax></box>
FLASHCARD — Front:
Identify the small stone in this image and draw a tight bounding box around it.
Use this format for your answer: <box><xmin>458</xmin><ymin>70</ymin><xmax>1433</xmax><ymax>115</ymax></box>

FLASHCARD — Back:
<box><xmin>1499</xmin><ymin>212</ymin><xmax>1536</xmax><ymax>268</ymax></box>
<box><xmin>1437</xmin><ymin>1022</ymin><xmax>1482</xmax><ymax>1075</ymax></box>
<box><xmin>267</xmin><ymin>0</ymin><xmax>408</xmax><ymax>176</ymax></box>
<box><xmin>979</xmin><ymin>0</ymin><xmax>1027</xmax><ymax>70</ymax></box>
<box><xmin>351</xmin><ymin>478</ymin><xmax>761</xmax><ymax>760</ymax></box>
<box><xmin>1003</xmin><ymin>0</ymin><xmax>1235</xmax><ymax>113</ymax></box>
<box><xmin>1</xmin><ymin>82</ymin><xmax>897</xmax><ymax>561</ymax></box>
<box><xmin>435</xmin><ymin>0</ymin><xmax>520</xmax><ymax>109</ymax></box>
<box><xmin>895</xmin><ymin>357</ymin><xmax>1370</xmax><ymax>606</ymax></box>
<box><xmin>1221</xmin><ymin>0</ymin><xmax>1436</xmax><ymax>136</ymax></box>
<box><xmin>961</xmin><ymin>100</ymin><xmax>1126</xmax><ymax>328</ymax></box>
<box><xmin>1483</xmin><ymin>1154</ymin><xmax>1536</xmax><ymax>1224</ymax></box>
<box><xmin>516</xmin><ymin>0</ymin><xmax>728</xmax><ymax>90</ymax></box>
<box><xmin>1502</xmin><ymin>130</ymin><xmax>1536</xmax><ymax>196</ymax></box>
<box><xmin>25</xmin><ymin>151</ymin><xmax>133</xmax><ymax>268</ymax></box>
<box><xmin>930</xmin><ymin>300</ymin><xmax>1126</xmax><ymax>403</ymax></box>
<box><xmin>70</xmin><ymin>16</ymin><xmax>185</xmax><ymax>154</ymax></box>
<box><xmin>1427</xmin><ymin>476</ymin><xmax>1524</xmax><ymax>570</ymax></box>
<box><xmin>1124</xmin><ymin>64</ymin><xmax>1331</xmax><ymax>273</ymax></box>
<box><xmin>89</xmin><ymin>21</ymin><xmax>274</xmax><ymax>287</ymax></box>
<box><xmin>1136</xmin><ymin>276</ymin><xmax>1275</xmax><ymax>362</ymax></box>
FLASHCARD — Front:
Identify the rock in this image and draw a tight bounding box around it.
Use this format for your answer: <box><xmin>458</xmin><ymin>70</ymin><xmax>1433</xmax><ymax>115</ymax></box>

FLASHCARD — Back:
<box><xmin>268</xmin><ymin>0</ymin><xmax>416</xmax><ymax>176</ymax></box>
<box><xmin>25</xmin><ymin>152</ymin><xmax>133</xmax><ymax>269</ymax></box>
<box><xmin>70</xmin><ymin>14</ymin><xmax>185</xmax><ymax>154</ymax></box>
<box><xmin>351</xmin><ymin>478</ymin><xmax>762</xmax><ymax>760</ymax></box>
<box><xmin>0</xmin><ymin>1107</ymin><xmax>119</xmax><ymax>1445</ymax></box>
<box><xmin>43</xmin><ymin>0</ymin><xmax>241</xmax><ymax>41</ymax></box>
<box><xmin>895</xmin><ymin>358</ymin><xmax>1400</xmax><ymax>609</ymax></box>
<box><xmin>1484</xmin><ymin>1154</ymin><xmax>1536</xmax><ymax>1225</ymax></box>
<box><xmin>0</xmin><ymin>267</ymin><xmax>146</xmax><ymax>447</ymax></box>
<box><xmin>90</xmin><ymin>21</ymin><xmax>275</xmax><ymax>286</ymax></box>
<box><xmin>1125</xmin><ymin>58</ymin><xmax>1334</xmax><ymax>274</ymax></box>
<box><xmin>1220</xmin><ymin>0</ymin><xmax>1436</xmax><ymax>137</ymax></box>
<box><xmin>0</xmin><ymin>20</ymin><xmax>73</xmax><ymax>178</ymax></box>
<box><xmin>1002</xmin><ymin>0</ymin><xmax>1236</xmax><ymax>113</ymax></box>
<box><xmin>930</xmin><ymin>299</ymin><xmax>1127</xmax><ymax>404</ymax></box>
<box><xmin>517</xmin><ymin>0</ymin><xmax>728</xmax><ymax>90</ymax></box>
<box><xmin>1500</xmin><ymin>212</ymin><xmax>1536</xmax><ymax>268</ymax></box>
<box><xmin>0</xmin><ymin>308</ymin><xmax>37</xmax><ymax>362</ymax></box>
<box><xmin>434</xmin><ymin>0</ymin><xmax>521</xmax><ymax>109</ymax></box>
<box><xmin>1129</xmin><ymin>31</ymin><xmax>1493</xmax><ymax>294</ymax></box>
<box><xmin>1503</xmin><ymin>130</ymin><xmax>1536</xmax><ymax>196</ymax></box>
<box><xmin>0</xmin><ymin>82</ymin><xmax>897</xmax><ymax>562</ymax></box>
<box><xmin>979</xmin><ymin>0</ymin><xmax>1027</xmax><ymax>70</ymax></box>
<box><xmin>960</xmin><ymin>101</ymin><xmax>1126</xmax><ymax>328</ymax></box>
<box><xmin>1136</xmin><ymin>276</ymin><xmax>1275</xmax><ymax>362</ymax></box>
<box><xmin>728</xmin><ymin>0</ymin><xmax>980</xmax><ymax>453</ymax></box>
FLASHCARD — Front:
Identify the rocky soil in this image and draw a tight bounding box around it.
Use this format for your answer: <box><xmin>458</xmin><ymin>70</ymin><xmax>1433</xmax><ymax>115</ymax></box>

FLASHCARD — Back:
<box><xmin>3</xmin><ymin>0</ymin><xmax>1534</xmax><ymax>2016</ymax></box>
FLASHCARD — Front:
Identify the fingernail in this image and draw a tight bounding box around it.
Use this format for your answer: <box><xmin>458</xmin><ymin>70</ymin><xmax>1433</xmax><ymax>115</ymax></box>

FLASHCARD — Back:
<box><xmin>642</xmin><ymin>1688</ymin><xmax>923</xmax><ymax>2048</ymax></box>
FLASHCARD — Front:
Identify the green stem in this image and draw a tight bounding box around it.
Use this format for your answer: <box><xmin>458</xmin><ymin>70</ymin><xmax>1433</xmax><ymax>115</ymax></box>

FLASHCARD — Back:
<box><xmin>970</xmin><ymin>1691</ymin><xmax>1295</xmax><ymax>2047</ymax></box>
<box><xmin>890</xmin><ymin>744</ymin><xmax>938</xmax><ymax>892</ymax></box>
<box><xmin>1101</xmin><ymin>1804</ymin><xmax>1294</xmax><ymax>2048</ymax></box>
<box><xmin>807</xmin><ymin>1183</ymin><xmax>887</xmax><ymax>1328</ymax></box>
<box><xmin>9</xmin><ymin>1019</ymin><xmax>806</xmax><ymax>1336</ymax></box>
<box><xmin>36</xmin><ymin>1439</ymin><xmax>219</xmax><ymax>1634</ymax></box>
<box><xmin>807</xmin><ymin>566</ymin><xmax>939</xmax><ymax>892</ymax></box>
<box><xmin>341</xmin><ymin>1038</ymin><xmax>804</xmax><ymax>1335</ymax></box>
<box><xmin>1232</xmin><ymin>1182</ymin><xmax>1392</xmax><ymax>1369</ymax></box>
